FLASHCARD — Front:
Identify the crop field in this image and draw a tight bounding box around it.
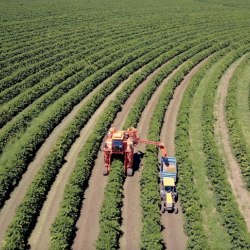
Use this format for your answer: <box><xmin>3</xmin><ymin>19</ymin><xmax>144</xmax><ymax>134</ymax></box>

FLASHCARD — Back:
<box><xmin>0</xmin><ymin>0</ymin><xmax>250</xmax><ymax>249</ymax></box>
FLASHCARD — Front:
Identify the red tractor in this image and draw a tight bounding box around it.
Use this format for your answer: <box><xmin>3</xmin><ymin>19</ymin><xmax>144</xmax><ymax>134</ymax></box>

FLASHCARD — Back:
<box><xmin>103</xmin><ymin>127</ymin><xmax>167</xmax><ymax>176</ymax></box>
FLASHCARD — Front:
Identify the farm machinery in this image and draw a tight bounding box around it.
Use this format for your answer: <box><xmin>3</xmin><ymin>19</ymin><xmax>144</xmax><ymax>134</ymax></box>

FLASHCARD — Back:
<box><xmin>102</xmin><ymin>127</ymin><xmax>167</xmax><ymax>176</ymax></box>
<box><xmin>160</xmin><ymin>157</ymin><xmax>178</xmax><ymax>213</ymax></box>
<box><xmin>102</xmin><ymin>127</ymin><xmax>178</xmax><ymax>213</ymax></box>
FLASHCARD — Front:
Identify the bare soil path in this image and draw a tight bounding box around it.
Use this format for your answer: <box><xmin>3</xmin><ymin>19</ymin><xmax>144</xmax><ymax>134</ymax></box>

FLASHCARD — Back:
<box><xmin>0</xmin><ymin>72</ymin><xmax>124</xmax><ymax>247</ymax></box>
<box><xmin>72</xmin><ymin>60</ymin><xmax>174</xmax><ymax>250</ymax></box>
<box><xmin>215</xmin><ymin>56</ymin><xmax>250</xmax><ymax>232</ymax></box>
<box><xmin>120</xmin><ymin>63</ymin><xmax>182</xmax><ymax>250</ymax></box>
<box><xmin>160</xmin><ymin>58</ymin><xmax>210</xmax><ymax>250</ymax></box>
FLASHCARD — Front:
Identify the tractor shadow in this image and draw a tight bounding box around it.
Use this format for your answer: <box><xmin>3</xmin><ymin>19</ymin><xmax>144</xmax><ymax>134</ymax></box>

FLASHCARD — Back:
<box><xmin>133</xmin><ymin>151</ymin><xmax>144</xmax><ymax>172</ymax></box>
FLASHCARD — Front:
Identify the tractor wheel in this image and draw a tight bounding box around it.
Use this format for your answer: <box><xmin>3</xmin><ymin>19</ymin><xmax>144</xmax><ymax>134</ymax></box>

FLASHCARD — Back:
<box><xmin>127</xmin><ymin>168</ymin><xmax>133</xmax><ymax>176</ymax></box>
<box><xmin>174</xmin><ymin>206</ymin><xmax>178</xmax><ymax>214</ymax></box>
<box><xmin>103</xmin><ymin>168</ymin><xmax>108</xmax><ymax>176</ymax></box>
<box><xmin>161</xmin><ymin>202</ymin><xmax>165</xmax><ymax>213</ymax></box>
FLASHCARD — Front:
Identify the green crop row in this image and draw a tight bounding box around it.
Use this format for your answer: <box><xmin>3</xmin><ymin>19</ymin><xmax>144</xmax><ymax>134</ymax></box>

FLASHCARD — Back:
<box><xmin>95</xmin><ymin>38</ymin><xmax>225</xmax><ymax>250</ymax></box>
<box><xmin>0</xmin><ymin>23</ymin><xmax>192</xmax><ymax>128</ymax></box>
<box><xmin>2</xmin><ymin>40</ymin><xmax>191</xmax><ymax>249</ymax></box>
<box><xmin>0</xmin><ymin>29</ymin><xmax>97</xmax><ymax>81</ymax></box>
<box><xmin>0</xmin><ymin>24</ymin><xmax>109</xmax><ymax>65</ymax></box>
<box><xmin>123</xmin><ymin>40</ymin><xmax>216</xmax><ymax>129</ymax></box>
<box><xmin>201</xmin><ymin>46</ymin><xmax>250</xmax><ymax>248</ymax></box>
<box><xmin>0</xmin><ymin>15</ymin><xmax>123</xmax><ymax>61</ymax></box>
<box><xmin>0</xmin><ymin>42</ymin><xmax>172</xmax><ymax>207</ymax></box>
<box><xmin>175</xmin><ymin>48</ymin><xmax>230</xmax><ymax>249</ymax></box>
<box><xmin>0</xmin><ymin>22</ymin><xmax>146</xmax><ymax>94</ymax></box>
<box><xmin>0</xmin><ymin>26</ymin><xmax>206</xmax><ymax>153</ymax></box>
<box><xmin>138</xmin><ymin>43</ymin><xmax>229</xmax><ymax>250</ymax></box>
<box><xmin>0</xmin><ymin>28</ymin><xmax>152</xmax><ymax>121</ymax></box>
<box><xmin>0</xmin><ymin>21</ymin><xmax>214</xmax><ymax>106</ymax></box>
<box><xmin>95</xmin><ymin>160</ymin><xmax>125</xmax><ymax>250</ymax></box>
<box><xmin>0</xmin><ymin>25</ymin><xmax>144</xmax><ymax>102</ymax></box>
<box><xmin>0</xmin><ymin>24</ymin><xmax>146</xmax><ymax>98</ymax></box>
<box><xmin>48</xmin><ymin>39</ymin><xmax>206</xmax><ymax>249</ymax></box>
<box><xmin>0</xmin><ymin>33</ymin><xmax>169</xmax><ymax>145</ymax></box>
<box><xmin>225</xmin><ymin>55</ymin><xmax>250</xmax><ymax>190</ymax></box>
<box><xmin>0</xmin><ymin>20</ymin><xmax>120</xmax><ymax>67</ymax></box>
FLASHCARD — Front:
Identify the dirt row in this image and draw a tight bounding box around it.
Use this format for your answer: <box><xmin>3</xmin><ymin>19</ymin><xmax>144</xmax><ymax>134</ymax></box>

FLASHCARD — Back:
<box><xmin>215</xmin><ymin>56</ymin><xmax>250</xmax><ymax>232</ymax></box>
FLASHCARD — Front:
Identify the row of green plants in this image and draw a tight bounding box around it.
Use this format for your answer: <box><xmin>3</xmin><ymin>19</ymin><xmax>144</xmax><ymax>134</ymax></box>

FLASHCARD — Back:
<box><xmin>0</xmin><ymin>29</ymin><xmax>96</xmax><ymax>81</ymax></box>
<box><xmin>1</xmin><ymin>21</ymin><xmax>209</xmax><ymax>104</ymax></box>
<box><xmin>225</xmin><ymin>54</ymin><xmax>250</xmax><ymax>190</ymax></box>
<box><xmin>138</xmin><ymin>44</ymin><xmax>229</xmax><ymax>250</ymax></box>
<box><xmin>0</xmin><ymin>20</ymin><xmax>119</xmax><ymax>65</ymax></box>
<box><xmin>95</xmin><ymin>40</ymin><xmax>228</xmax><ymax>249</ymax></box>
<box><xmin>122</xmin><ymin>41</ymin><xmax>210</xmax><ymax>129</ymax></box>
<box><xmin>2</xmin><ymin>33</ymin><xmax>209</xmax><ymax>248</ymax></box>
<box><xmin>48</xmin><ymin>38</ymin><xmax>211</xmax><ymax>249</ymax></box>
<box><xmin>96</xmin><ymin>160</ymin><xmax>125</xmax><ymax>250</ymax></box>
<box><xmin>0</xmin><ymin>40</ymin><xmax>174</xmax><ymax>207</ymax></box>
<box><xmin>0</xmin><ymin>26</ymin><xmax>206</xmax><ymax>152</ymax></box>
<box><xmin>0</xmin><ymin>28</ymin><xmax>176</xmax><ymax>139</ymax></box>
<box><xmin>201</xmin><ymin>46</ymin><xmax>250</xmax><ymax>248</ymax></box>
<box><xmin>1</xmin><ymin>19</ymin><xmax>163</xmax><ymax>88</ymax></box>
<box><xmin>0</xmin><ymin>23</ymin><xmax>145</xmax><ymax>93</ymax></box>
<box><xmin>0</xmin><ymin>16</ymin><xmax>152</xmax><ymax>58</ymax></box>
<box><xmin>0</xmin><ymin>25</ymin><xmax>142</xmax><ymax>99</ymax></box>
<box><xmin>3</xmin><ymin>42</ymin><xmax>179</xmax><ymax>248</ymax></box>
<box><xmin>0</xmin><ymin>17</ymin><xmax>117</xmax><ymax>64</ymax></box>
<box><xmin>0</xmin><ymin>27</ymin><xmax>154</xmax><ymax>120</ymax></box>
<box><xmin>175</xmin><ymin>48</ymin><xmax>231</xmax><ymax>249</ymax></box>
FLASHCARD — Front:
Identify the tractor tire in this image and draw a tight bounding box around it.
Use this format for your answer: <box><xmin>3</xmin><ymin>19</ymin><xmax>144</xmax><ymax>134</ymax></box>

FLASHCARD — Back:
<box><xmin>127</xmin><ymin>168</ymin><xmax>133</xmax><ymax>176</ymax></box>
<box><xmin>174</xmin><ymin>207</ymin><xmax>178</xmax><ymax>214</ymax></box>
<box><xmin>161</xmin><ymin>202</ymin><xmax>165</xmax><ymax>213</ymax></box>
<box><xmin>103</xmin><ymin>168</ymin><xmax>108</xmax><ymax>176</ymax></box>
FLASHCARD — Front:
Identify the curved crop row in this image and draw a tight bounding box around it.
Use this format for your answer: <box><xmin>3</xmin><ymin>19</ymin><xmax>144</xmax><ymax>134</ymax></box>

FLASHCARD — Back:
<box><xmin>1</xmin><ymin>20</ymin><xmax>159</xmax><ymax>93</ymax></box>
<box><xmin>201</xmin><ymin>46</ymin><xmax>250</xmax><ymax>248</ymax></box>
<box><xmin>175</xmin><ymin>48</ymin><xmax>230</xmax><ymax>248</ymax></box>
<box><xmin>138</xmin><ymin>43</ymin><xmax>229</xmax><ymax>250</ymax></box>
<box><xmin>48</xmin><ymin>37</ymin><xmax>212</xmax><ymax>249</ymax></box>
<box><xmin>95</xmin><ymin>160</ymin><xmax>125</xmax><ymax>250</ymax></box>
<box><xmin>0</xmin><ymin>16</ymin><xmax>116</xmax><ymax>56</ymax></box>
<box><xmin>0</xmin><ymin>25</ymin><xmax>208</xmax><ymax>152</ymax></box>
<box><xmin>0</xmin><ymin>23</ymin><xmax>135</xmax><ymax>85</ymax></box>
<box><xmin>3</xmin><ymin>44</ymin><xmax>177</xmax><ymax>248</ymax></box>
<box><xmin>0</xmin><ymin>41</ymin><xmax>172</xmax><ymax>208</ymax></box>
<box><xmin>0</xmin><ymin>24</ymin><xmax>108</xmax><ymax>64</ymax></box>
<box><xmin>225</xmin><ymin>55</ymin><xmax>250</xmax><ymax>189</ymax></box>
<box><xmin>0</xmin><ymin>27</ymin><xmax>153</xmax><ymax>117</ymax></box>
<box><xmin>0</xmin><ymin>29</ymin><xmax>102</xmax><ymax>80</ymax></box>
<box><xmin>0</xmin><ymin>21</ymin><xmax>214</xmax><ymax>103</ymax></box>
<box><xmin>2</xmin><ymin>32</ymin><xmax>212</xmax><ymax>248</ymax></box>
<box><xmin>0</xmin><ymin>24</ymin><xmax>145</xmax><ymax>92</ymax></box>
<box><xmin>95</xmin><ymin>41</ymin><xmax>228</xmax><ymax>249</ymax></box>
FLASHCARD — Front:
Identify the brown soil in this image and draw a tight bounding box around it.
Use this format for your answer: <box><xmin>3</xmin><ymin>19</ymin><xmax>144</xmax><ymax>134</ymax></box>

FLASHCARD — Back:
<box><xmin>214</xmin><ymin>56</ymin><xmax>250</xmax><ymax>232</ymax></box>
<box><xmin>0</xmin><ymin>73</ymin><xmax>121</xmax><ymax>247</ymax></box>
<box><xmin>72</xmin><ymin>60</ymin><xmax>172</xmax><ymax>250</ymax></box>
<box><xmin>160</xmin><ymin>58</ymin><xmax>210</xmax><ymax>250</ymax></box>
<box><xmin>120</xmin><ymin>62</ymin><xmax>182</xmax><ymax>250</ymax></box>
